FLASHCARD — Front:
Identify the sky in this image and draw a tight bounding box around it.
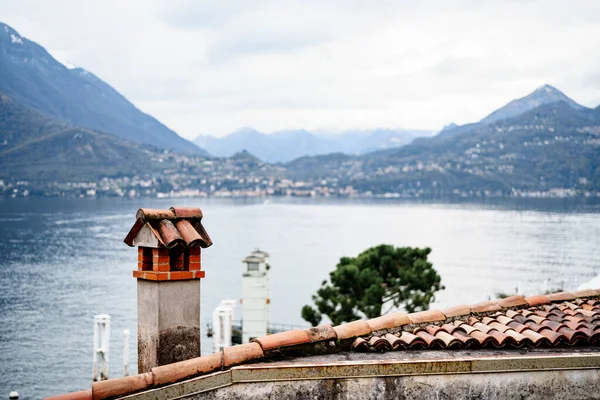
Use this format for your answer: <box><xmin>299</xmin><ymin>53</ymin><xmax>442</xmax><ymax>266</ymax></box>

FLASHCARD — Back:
<box><xmin>1</xmin><ymin>0</ymin><xmax>600</xmax><ymax>139</ymax></box>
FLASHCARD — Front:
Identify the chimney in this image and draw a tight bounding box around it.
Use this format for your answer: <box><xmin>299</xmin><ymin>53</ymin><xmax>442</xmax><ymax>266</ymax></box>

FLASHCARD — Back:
<box><xmin>124</xmin><ymin>207</ymin><xmax>212</xmax><ymax>373</ymax></box>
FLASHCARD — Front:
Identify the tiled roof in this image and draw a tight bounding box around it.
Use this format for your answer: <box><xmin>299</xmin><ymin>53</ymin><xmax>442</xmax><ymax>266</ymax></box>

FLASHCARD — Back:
<box><xmin>352</xmin><ymin>293</ymin><xmax>600</xmax><ymax>352</ymax></box>
<box><xmin>123</xmin><ymin>207</ymin><xmax>212</xmax><ymax>249</ymax></box>
<box><xmin>45</xmin><ymin>289</ymin><xmax>600</xmax><ymax>400</ymax></box>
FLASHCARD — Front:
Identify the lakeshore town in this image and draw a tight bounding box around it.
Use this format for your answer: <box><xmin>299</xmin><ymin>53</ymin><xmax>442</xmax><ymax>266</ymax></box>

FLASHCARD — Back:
<box><xmin>1</xmin><ymin>149</ymin><xmax>597</xmax><ymax>200</ymax></box>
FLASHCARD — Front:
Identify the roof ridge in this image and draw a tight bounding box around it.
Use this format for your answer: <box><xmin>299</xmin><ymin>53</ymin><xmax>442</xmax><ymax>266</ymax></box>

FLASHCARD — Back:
<box><xmin>45</xmin><ymin>289</ymin><xmax>600</xmax><ymax>400</ymax></box>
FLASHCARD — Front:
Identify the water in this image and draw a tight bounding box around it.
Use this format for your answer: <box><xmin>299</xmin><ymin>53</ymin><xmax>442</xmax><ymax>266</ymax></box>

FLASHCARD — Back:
<box><xmin>1</xmin><ymin>197</ymin><xmax>600</xmax><ymax>398</ymax></box>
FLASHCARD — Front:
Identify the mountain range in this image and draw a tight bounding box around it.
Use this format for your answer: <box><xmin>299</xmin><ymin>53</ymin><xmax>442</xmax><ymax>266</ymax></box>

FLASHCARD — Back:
<box><xmin>194</xmin><ymin>128</ymin><xmax>434</xmax><ymax>163</ymax></box>
<box><xmin>286</xmin><ymin>86</ymin><xmax>600</xmax><ymax>196</ymax></box>
<box><xmin>1</xmin><ymin>21</ymin><xmax>599</xmax><ymax>198</ymax></box>
<box><xmin>0</xmin><ymin>22</ymin><xmax>207</xmax><ymax>156</ymax></box>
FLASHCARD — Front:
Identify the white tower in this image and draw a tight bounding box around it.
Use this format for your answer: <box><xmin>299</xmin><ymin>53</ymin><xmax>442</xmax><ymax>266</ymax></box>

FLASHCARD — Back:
<box><xmin>241</xmin><ymin>249</ymin><xmax>271</xmax><ymax>343</ymax></box>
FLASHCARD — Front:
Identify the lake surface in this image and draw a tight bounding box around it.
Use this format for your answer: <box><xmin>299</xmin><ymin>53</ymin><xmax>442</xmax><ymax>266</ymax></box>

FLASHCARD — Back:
<box><xmin>1</xmin><ymin>197</ymin><xmax>600</xmax><ymax>398</ymax></box>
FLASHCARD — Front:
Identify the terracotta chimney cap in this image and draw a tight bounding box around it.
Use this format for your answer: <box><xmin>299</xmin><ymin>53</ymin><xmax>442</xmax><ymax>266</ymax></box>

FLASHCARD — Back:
<box><xmin>124</xmin><ymin>206</ymin><xmax>212</xmax><ymax>249</ymax></box>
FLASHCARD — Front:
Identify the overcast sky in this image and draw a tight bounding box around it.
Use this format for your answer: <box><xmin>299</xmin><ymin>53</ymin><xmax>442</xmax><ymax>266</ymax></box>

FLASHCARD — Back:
<box><xmin>1</xmin><ymin>0</ymin><xmax>600</xmax><ymax>138</ymax></box>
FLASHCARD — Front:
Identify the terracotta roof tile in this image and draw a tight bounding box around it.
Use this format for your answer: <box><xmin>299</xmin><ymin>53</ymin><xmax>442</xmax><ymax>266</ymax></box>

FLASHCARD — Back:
<box><xmin>452</xmin><ymin>331</ymin><xmax>478</xmax><ymax>347</ymax></box>
<box><xmin>572</xmin><ymin>289</ymin><xmax>598</xmax><ymax>298</ymax></box>
<box><xmin>223</xmin><ymin>342</ymin><xmax>264</xmax><ymax>367</ymax></box>
<box><xmin>124</xmin><ymin>206</ymin><xmax>212</xmax><ymax>249</ymax></box>
<box><xmin>345</xmin><ymin>294</ymin><xmax>600</xmax><ymax>352</ymax></box>
<box><xmin>44</xmin><ymin>390</ymin><xmax>92</xmax><ymax>400</ymax></box>
<box><xmin>170</xmin><ymin>207</ymin><xmax>203</xmax><ymax>219</ymax></box>
<box><xmin>415</xmin><ymin>330</ymin><xmax>444</xmax><ymax>348</ymax></box>
<box><xmin>497</xmin><ymin>295</ymin><xmax>528</xmax><ymax>308</ymax></box>
<box><xmin>91</xmin><ymin>373</ymin><xmax>153</xmax><ymax>400</ymax></box>
<box><xmin>333</xmin><ymin>320</ymin><xmax>372</xmax><ymax>340</ymax></box>
<box><xmin>384</xmin><ymin>333</ymin><xmax>403</xmax><ymax>349</ymax></box>
<box><xmin>175</xmin><ymin>219</ymin><xmax>206</xmax><ymax>247</ymax></box>
<box><xmin>505</xmin><ymin>320</ymin><xmax>528</xmax><ymax>333</ymax></box>
<box><xmin>351</xmin><ymin>337</ymin><xmax>369</xmax><ymax>351</ymax></box>
<box><xmin>397</xmin><ymin>331</ymin><xmax>426</xmax><ymax>348</ymax></box>
<box><xmin>546</xmin><ymin>291</ymin><xmax>576</xmax><ymax>302</ymax></box>
<box><xmin>519</xmin><ymin>329</ymin><xmax>550</xmax><ymax>346</ymax></box>
<box><xmin>524</xmin><ymin>295</ymin><xmax>551</xmax><ymax>307</ymax></box>
<box><xmin>304</xmin><ymin>324</ymin><xmax>337</xmax><ymax>342</ymax></box>
<box><xmin>366</xmin><ymin>311</ymin><xmax>410</xmax><ymax>331</ymax></box>
<box><xmin>158</xmin><ymin>219</ymin><xmax>185</xmax><ymax>249</ymax></box>
<box><xmin>151</xmin><ymin>352</ymin><xmax>222</xmax><ymax>386</ymax></box>
<box><xmin>466</xmin><ymin>329</ymin><xmax>495</xmax><ymax>346</ymax></box>
<box><xmin>503</xmin><ymin>329</ymin><xmax>531</xmax><ymax>346</ymax></box>
<box><xmin>537</xmin><ymin>328</ymin><xmax>565</xmax><ymax>344</ymax></box>
<box><xmin>435</xmin><ymin>330</ymin><xmax>462</xmax><ymax>348</ymax></box>
<box><xmin>368</xmin><ymin>336</ymin><xmax>393</xmax><ymax>351</ymax></box>
<box><xmin>408</xmin><ymin>309</ymin><xmax>445</xmax><ymax>324</ymax></box>
<box><xmin>440</xmin><ymin>323</ymin><xmax>460</xmax><ymax>335</ymax></box>
<box><xmin>441</xmin><ymin>304</ymin><xmax>471</xmax><ymax>318</ymax></box>
<box><xmin>471</xmin><ymin>300</ymin><xmax>502</xmax><ymax>313</ymax></box>
<box><xmin>495</xmin><ymin>315</ymin><xmax>514</xmax><ymax>325</ymax></box>
<box><xmin>423</xmin><ymin>324</ymin><xmax>443</xmax><ymax>336</ymax></box>
<box><xmin>252</xmin><ymin>329</ymin><xmax>310</xmax><ymax>351</ymax></box>
<box><xmin>136</xmin><ymin>208</ymin><xmax>175</xmax><ymax>220</ymax></box>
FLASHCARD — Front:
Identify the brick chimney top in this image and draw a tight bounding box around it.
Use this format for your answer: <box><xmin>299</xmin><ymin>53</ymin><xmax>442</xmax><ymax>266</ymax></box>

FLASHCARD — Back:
<box><xmin>123</xmin><ymin>207</ymin><xmax>212</xmax><ymax>282</ymax></box>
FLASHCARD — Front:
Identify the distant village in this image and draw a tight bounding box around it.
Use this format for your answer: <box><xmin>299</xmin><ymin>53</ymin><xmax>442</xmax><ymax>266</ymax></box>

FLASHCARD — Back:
<box><xmin>1</xmin><ymin>143</ymin><xmax>597</xmax><ymax>199</ymax></box>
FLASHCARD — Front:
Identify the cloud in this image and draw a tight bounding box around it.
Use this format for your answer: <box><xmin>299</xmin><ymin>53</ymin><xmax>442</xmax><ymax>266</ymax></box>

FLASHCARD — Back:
<box><xmin>0</xmin><ymin>0</ymin><xmax>599</xmax><ymax>138</ymax></box>
<box><xmin>158</xmin><ymin>0</ymin><xmax>253</xmax><ymax>29</ymax></box>
<box><xmin>207</xmin><ymin>30</ymin><xmax>331</xmax><ymax>64</ymax></box>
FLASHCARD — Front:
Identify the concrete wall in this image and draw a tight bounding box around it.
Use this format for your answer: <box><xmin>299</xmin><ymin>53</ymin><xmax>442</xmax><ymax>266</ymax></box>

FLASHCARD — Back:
<box><xmin>122</xmin><ymin>352</ymin><xmax>600</xmax><ymax>400</ymax></box>
<box><xmin>182</xmin><ymin>369</ymin><xmax>600</xmax><ymax>400</ymax></box>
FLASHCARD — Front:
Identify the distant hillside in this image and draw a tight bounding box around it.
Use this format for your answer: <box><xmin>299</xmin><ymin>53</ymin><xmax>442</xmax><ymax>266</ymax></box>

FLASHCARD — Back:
<box><xmin>0</xmin><ymin>22</ymin><xmax>208</xmax><ymax>156</ymax></box>
<box><xmin>194</xmin><ymin>128</ymin><xmax>432</xmax><ymax>162</ymax></box>
<box><xmin>0</xmin><ymin>92</ymin><xmax>171</xmax><ymax>182</ymax></box>
<box><xmin>285</xmin><ymin>153</ymin><xmax>353</xmax><ymax>180</ymax></box>
<box><xmin>360</xmin><ymin>102</ymin><xmax>600</xmax><ymax>194</ymax></box>
<box><xmin>286</xmin><ymin>85</ymin><xmax>600</xmax><ymax>197</ymax></box>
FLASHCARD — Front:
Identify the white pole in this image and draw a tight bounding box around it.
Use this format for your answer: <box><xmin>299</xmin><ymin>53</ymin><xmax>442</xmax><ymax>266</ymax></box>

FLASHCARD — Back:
<box><xmin>93</xmin><ymin>314</ymin><xmax>111</xmax><ymax>381</ymax></box>
<box><xmin>92</xmin><ymin>318</ymin><xmax>99</xmax><ymax>381</ymax></box>
<box><xmin>223</xmin><ymin>307</ymin><xmax>232</xmax><ymax>348</ymax></box>
<box><xmin>212</xmin><ymin>307</ymin><xmax>222</xmax><ymax>353</ymax></box>
<box><xmin>102</xmin><ymin>315</ymin><xmax>111</xmax><ymax>380</ymax></box>
<box><xmin>123</xmin><ymin>329</ymin><xmax>130</xmax><ymax>377</ymax></box>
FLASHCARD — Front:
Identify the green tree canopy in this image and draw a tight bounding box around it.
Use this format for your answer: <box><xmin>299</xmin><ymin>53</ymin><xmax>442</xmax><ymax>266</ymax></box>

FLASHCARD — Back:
<box><xmin>302</xmin><ymin>245</ymin><xmax>443</xmax><ymax>327</ymax></box>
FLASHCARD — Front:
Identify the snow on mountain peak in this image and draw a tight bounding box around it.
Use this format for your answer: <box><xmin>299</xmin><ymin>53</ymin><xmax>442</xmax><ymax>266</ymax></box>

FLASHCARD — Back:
<box><xmin>2</xmin><ymin>23</ymin><xmax>24</xmax><ymax>45</ymax></box>
<box><xmin>46</xmin><ymin>49</ymin><xmax>80</xmax><ymax>70</ymax></box>
<box><xmin>10</xmin><ymin>33</ymin><xmax>23</xmax><ymax>45</ymax></box>
<box><xmin>535</xmin><ymin>84</ymin><xmax>558</xmax><ymax>95</ymax></box>
<box><xmin>63</xmin><ymin>61</ymin><xmax>78</xmax><ymax>69</ymax></box>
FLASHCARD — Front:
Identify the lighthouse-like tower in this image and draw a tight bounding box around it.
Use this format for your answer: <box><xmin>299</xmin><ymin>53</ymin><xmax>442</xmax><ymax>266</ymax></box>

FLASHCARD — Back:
<box><xmin>241</xmin><ymin>249</ymin><xmax>270</xmax><ymax>343</ymax></box>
